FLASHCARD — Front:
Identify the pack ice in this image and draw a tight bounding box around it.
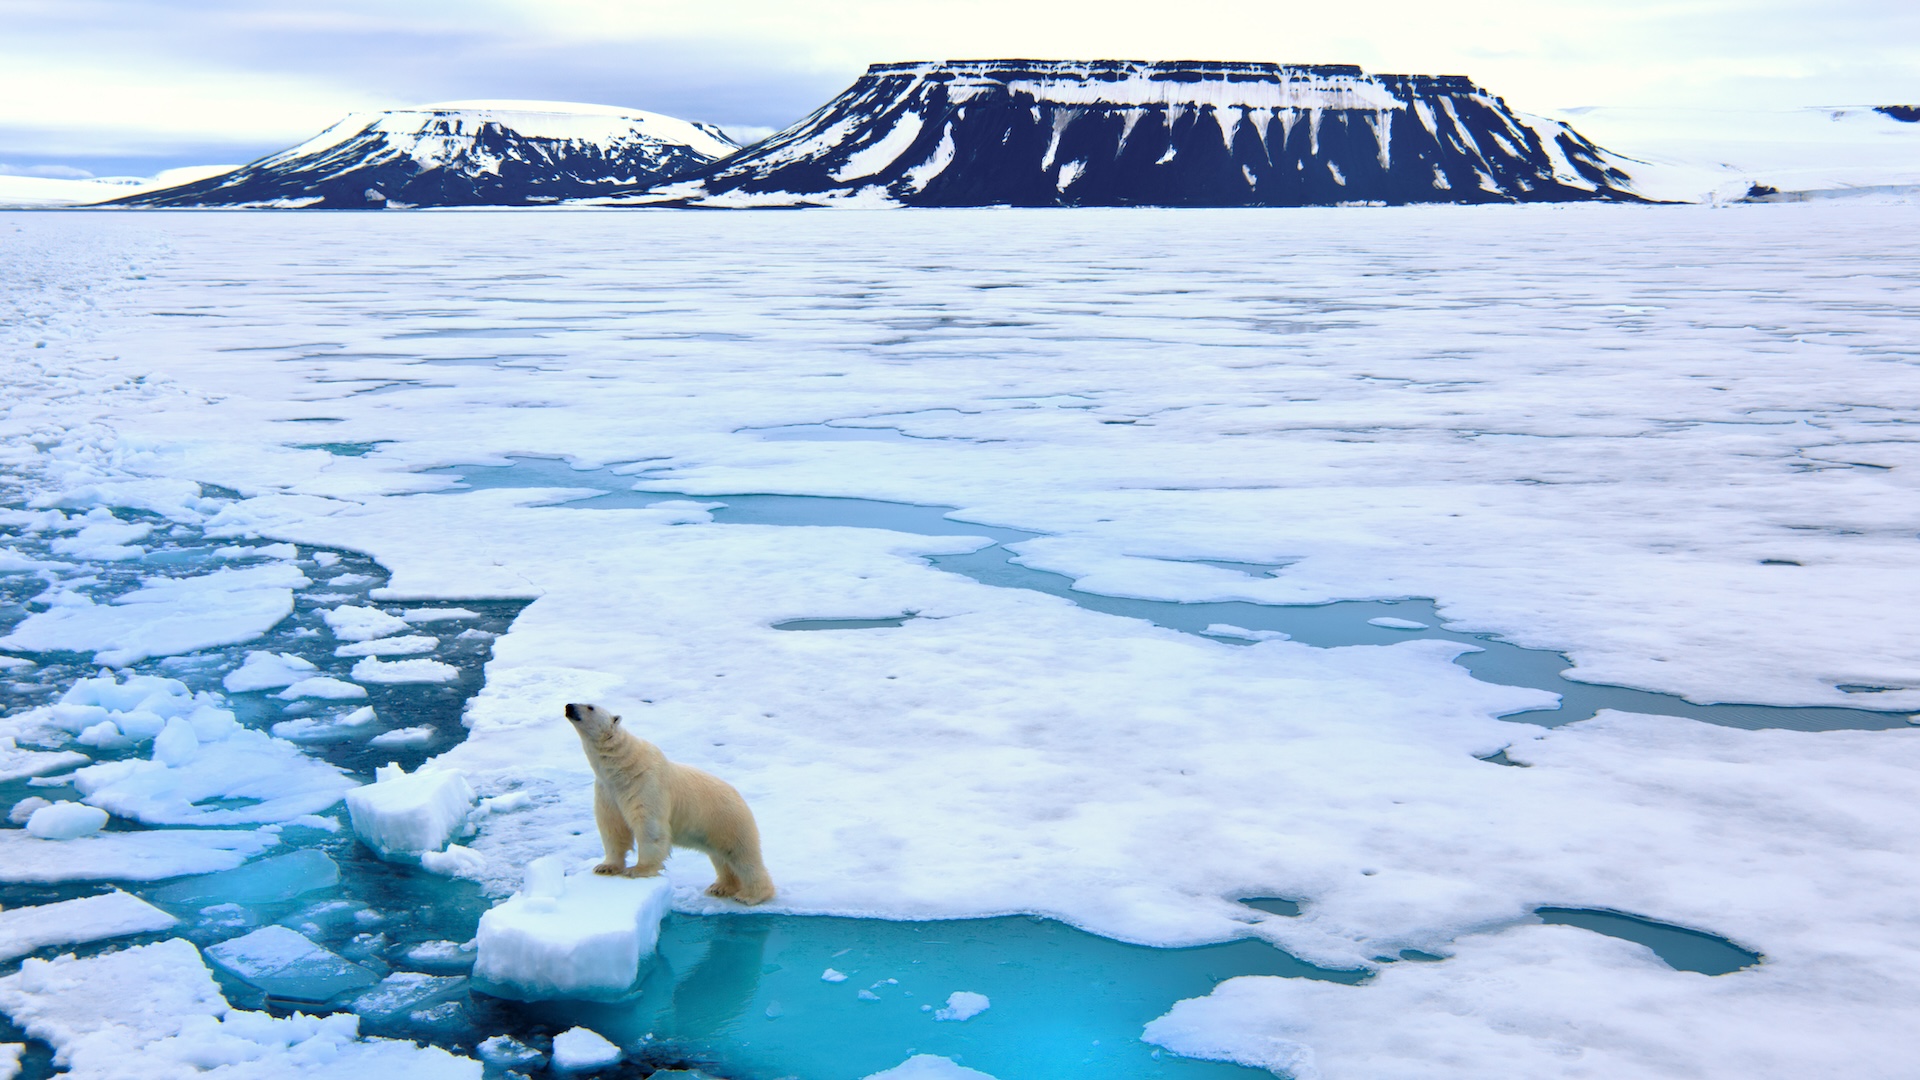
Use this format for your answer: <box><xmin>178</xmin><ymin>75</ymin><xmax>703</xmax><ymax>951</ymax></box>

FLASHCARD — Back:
<box><xmin>344</xmin><ymin>762</ymin><xmax>475</xmax><ymax>858</ymax></box>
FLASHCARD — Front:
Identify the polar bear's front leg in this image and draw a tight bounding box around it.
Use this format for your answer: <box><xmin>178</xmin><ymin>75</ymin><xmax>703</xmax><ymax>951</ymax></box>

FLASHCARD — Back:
<box><xmin>592</xmin><ymin>780</ymin><xmax>634</xmax><ymax>875</ymax></box>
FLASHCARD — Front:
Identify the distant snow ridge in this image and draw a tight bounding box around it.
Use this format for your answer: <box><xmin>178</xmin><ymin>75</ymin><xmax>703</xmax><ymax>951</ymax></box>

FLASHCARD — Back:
<box><xmin>115</xmin><ymin>100</ymin><xmax>738</xmax><ymax>209</ymax></box>
<box><xmin>619</xmin><ymin>60</ymin><xmax>1641</xmax><ymax>208</ymax></box>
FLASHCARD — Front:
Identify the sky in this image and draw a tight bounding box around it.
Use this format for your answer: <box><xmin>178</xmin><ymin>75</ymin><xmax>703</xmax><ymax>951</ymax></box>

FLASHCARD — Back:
<box><xmin>1</xmin><ymin>0</ymin><xmax>1915</xmax><ymax>177</ymax></box>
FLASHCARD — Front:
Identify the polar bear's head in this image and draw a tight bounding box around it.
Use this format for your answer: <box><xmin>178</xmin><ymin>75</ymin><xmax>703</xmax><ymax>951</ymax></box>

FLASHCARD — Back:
<box><xmin>564</xmin><ymin>702</ymin><xmax>621</xmax><ymax>741</ymax></box>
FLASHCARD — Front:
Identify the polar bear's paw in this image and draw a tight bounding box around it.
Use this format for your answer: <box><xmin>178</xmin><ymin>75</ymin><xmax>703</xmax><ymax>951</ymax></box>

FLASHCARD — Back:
<box><xmin>592</xmin><ymin>862</ymin><xmax>626</xmax><ymax>876</ymax></box>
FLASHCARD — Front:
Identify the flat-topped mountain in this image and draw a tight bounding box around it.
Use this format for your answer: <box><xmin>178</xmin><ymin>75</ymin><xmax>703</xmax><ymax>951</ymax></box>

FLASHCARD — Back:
<box><xmin>616</xmin><ymin>60</ymin><xmax>1641</xmax><ymax>208</ymax></box>
<box><xmin>115</xmin><ymin>101</ymin><xmax>738</xmax><ymax>208</ymax></box>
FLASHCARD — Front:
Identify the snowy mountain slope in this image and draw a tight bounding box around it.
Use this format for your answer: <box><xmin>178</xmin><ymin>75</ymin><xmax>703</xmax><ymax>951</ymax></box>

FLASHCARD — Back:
<box><xmin>0</xmin><ymin>166</ymin><xmax>236</xmax><ymax>209</ymax></box>
<box><xmin>113</xmin><ymin>101</ymin><xmax>737</xmax><ymax>209</ymax></box>
<box><xmin>611</xmin><ymin>60</ymin><xmax>1641</xmax><ymax>208</ymax></box>
<box><xmin>1545</xmin><ymin>104</ymin><xmax>1920</xmax><ymax>205</ymax></box>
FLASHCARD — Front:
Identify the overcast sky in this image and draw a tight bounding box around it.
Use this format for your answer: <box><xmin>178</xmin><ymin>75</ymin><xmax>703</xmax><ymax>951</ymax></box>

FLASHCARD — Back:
<box><xmin>2</xmin><ymin>0</ymin><xmax>1915</xmax><ymax>176</ymax></box>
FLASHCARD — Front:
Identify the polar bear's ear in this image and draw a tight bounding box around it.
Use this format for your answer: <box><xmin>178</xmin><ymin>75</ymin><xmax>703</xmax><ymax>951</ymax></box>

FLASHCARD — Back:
<box><xmin>612</xmin><ymin>714</ymin><xmax>622</xmax><ymax>725</ymax></box>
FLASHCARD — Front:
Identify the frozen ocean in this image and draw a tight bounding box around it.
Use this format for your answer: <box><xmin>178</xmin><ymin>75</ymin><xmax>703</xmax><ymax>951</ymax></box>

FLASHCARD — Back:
<box><xmin>1</xmin><ymin>204</ymin><xmax>1918</xmax><ymax>1079</ymax></box>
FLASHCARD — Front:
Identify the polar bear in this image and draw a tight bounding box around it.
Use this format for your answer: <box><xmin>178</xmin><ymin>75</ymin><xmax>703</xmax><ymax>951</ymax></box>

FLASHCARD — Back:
<box><xmin>564</xmin><ymin>702</ymin><xmax>775</xmax><ymax>905</ymax></box>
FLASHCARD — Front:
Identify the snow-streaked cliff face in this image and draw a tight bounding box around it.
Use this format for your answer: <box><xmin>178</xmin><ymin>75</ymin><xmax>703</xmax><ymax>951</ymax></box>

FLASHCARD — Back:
<box><xmin>618</xmin><ymin>60</ymin><xmax>1639</xmax><ymax>208</ymax></box>
<box><xmin>119</xmin><ymin>101</ymin><xmax>737</xmax><ymax>209</ymax></box>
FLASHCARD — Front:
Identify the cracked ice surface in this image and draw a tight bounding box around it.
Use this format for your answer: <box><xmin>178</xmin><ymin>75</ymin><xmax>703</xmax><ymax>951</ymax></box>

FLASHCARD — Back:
<box><xmin>4</xmin><ymin>206</ymin><xmax>1920</xmax><ymax>1076</ymax></box>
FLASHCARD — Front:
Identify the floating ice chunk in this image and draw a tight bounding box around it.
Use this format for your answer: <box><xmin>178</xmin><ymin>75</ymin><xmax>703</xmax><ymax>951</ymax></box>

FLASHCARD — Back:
<box><xmin>271</xmin><ymin>706</ymin><xmax>379</xmax><ymax>742</ymax></box>
<box><xmin>214</xmin><ymin>542</ymin><xmax>299</xmax><ymax>561</ymax></box>
<box><xmin>551</xmin><ymin>1026</ymin><xmax>622</xmax><ymax>1070</ymax></box>
<box><xmin>335</xmin><ymin>635</ymin><xmax>437</xmax><ymax>657</ymax></box>
<box><xmin>403</xmin><ymin>940</ymin><xmax>477</xmax><ymax>971</ymax></box>
<box><xmin>24</xmin><ymin>802</ymin><xmax>108</xmax><ymax>840</ymax></box>
<box><xmin>74</xmin><ymin>721</ymin><xmax>132</xmax><ymax>749</ymax></box>
<box><xmin>351</xmin><ymin>656</ymin><xmax>460</xmax><ymax>684</ymax></box>
<box><xmin>223</xmin><ymin>650</ymin><xmax>319</xmax><ymax>692</ymax></box>
<box><xmin>312</xmin><ymin>551</ymin><xmax>341</xmax><ymax>567</ymax></box>
<box><xmin>150</xmin><ymin>717</ymin><xmax>197</xmax><ymax>766</ymax></box>
<box><xmin>0</xmin><ymin>891</ymin><xmax>178</xmax><ymax>962</ymax></box>
<box><xmin>324</xmin><ymin>605</ymin><xmax>412</xmax><ymax>642</ymax></box>
<box><xmin>474</xmin><ymin>790</ymin><xmax>532</xmax><ymax>816</ymax></box>
<box><xmin>368</xmin><ymin>725</ymin><xmax>434</xmax><ymax>748</ymax></box>
<box><xmin>933</xmin><ymin>990</ymin><xmax>991</xmax><ymax>1021</ymax></box>
<box><xmin>152</xmin><ymin>849</ymin><xmax>340</xmax><ymax>905</ymax></box>
<box><xmin>0</xmin><ymin>827</ymin><xmax>278</xmax><ymax>883</ymax></box>
<box><xmin>402</xmin><ymin>608</ymin><xmax>481</xmax><ymax>623</ymax></box>
<box><xmin>822</xmin><ymin>968</ymin><xmax>849</xmax><ymax>982</ymax></box>
<box><xmin>1368</xmin><ymin>616</ymin><xmax>1430</xmax><ymax>630</ymax></box>
<box><xmin>1203</xmin><ymin>624</ymin><xmax>1289</xmax><ymax>642</ymax></box>
<box><xmin>74</xmin><ymin>727</ymin><xmax>357</xmax><ymax>825</ymax></box>
<box><xmin>0</xmin><ymin>1042</ymin><xmax>18</xmax><ymax>1080</ymax></box>
<box><xmin>477</xmin><ymin>1034</ymin><xmax>546</xmax><ymax>1069</ymax></box>
<box><xmin>858</xmin><ymin>988</ymin><xmax>881</xmax><ymax>1000</ymax></box>
<box><xmin>864</xmin><ymin>1055</ymin><xmax>1000</xmax><ymax>1080</ymax></box>
<box><xmin>345</xmin><ymin>763</ymin><xmax>475</xmax><ymax>858</ymax></box>
<box><xmin>48</xmin><ymin>509</ymin><xmax>151</xmax><ymax>561</ymax></box>
<box><xmin>349</xmin><ymin>971</ymin><xmax>467</xmax><ymax>1023</ymax></box>
<box><xmin>275</xmin><ymin>676</ymin><xmax>367</xmax><ymax>700</ymax></box>
<box><xmin>0</xmin><ymin>738</ymin><xmax>86</xmax><ymax>783</ymax></box>
<box><xmin>0</xmin><ymin>938</ymin><xmax>480</xmax><ymax>1077</ymax></box>
<box><xmin>472</xmin><ymin>859</ymin><xmax>673</xmax><ymax>999</ymax></box>
<box><xmin>420</xmin><ymin>844</ymin><xmax>486</xmax><ymax>877</ymax></box>
<box><xmin>0</xmin><ymin>563</ymin><xmax>306</xmax><ymax>667</ymax></box>
<box><xmin>8</xmin><ymin>797</ymin><xmax>52</xmax><ymax>824</ymax></box>
<box><xmin>206</xmin><ymin>925</ymin><xmax>380</xmax><ymax>1003</ymax></box>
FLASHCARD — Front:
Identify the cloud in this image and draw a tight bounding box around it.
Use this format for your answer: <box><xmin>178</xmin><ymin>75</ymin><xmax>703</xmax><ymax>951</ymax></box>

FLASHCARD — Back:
<box><xmin>2</xmin><ymin>0</ymin><xmax>1916</xmax><ymax>166</ymax></box>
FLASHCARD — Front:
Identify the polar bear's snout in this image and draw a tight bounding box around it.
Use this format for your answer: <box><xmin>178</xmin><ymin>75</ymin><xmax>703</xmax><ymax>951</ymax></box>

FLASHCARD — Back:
<box><xmin>564</xmin><ymin>702</ymin><xmax>584</xmax><ymax>722</ymax></box>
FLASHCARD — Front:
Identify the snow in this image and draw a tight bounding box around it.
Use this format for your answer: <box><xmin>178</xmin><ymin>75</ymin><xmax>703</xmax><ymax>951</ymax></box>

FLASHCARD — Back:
<box><xmin>24</xmin><ymin>801</ymin><xmax>107</xmax><ymax>839</ymax></box>
<box><xmin>864</xmin><ymin>1055</ymin><xmax>1000</xmax><ymax>1080</ymax></box>
<box><xmin>831</xmin><ymin>111</ymin><xmax>927</xmax><ymax>182</ymax></box>
<box><xmin>270</xmin><ymin>706</ymin><xmax>377</xmax><ymax>743</ymax></box>
<box><xmin>367</xmin><ymin>725</ymin><xmax>434</xmax><ymax>748</ymax></box>
<box><xmin>0</xmin><ymin>938</ymin><xmax>478</xmax><ymax>1078</ymax></box>
<box><xmin>0</xmin><ymin>1043</ymin><xmax>17</xmax><ymax>1080</ymax></box>
<box><xmin>0</xmin><ymin>165</ymin><xmax>234</xmax><ymax>209</ymax></box>
<box><xmin>0</xmin><ymin>892</ymin><xmax>178</xmax><ymax>961</ymax></box>
<box><xmin>471</xmin><ymin>857</ymin><xmax>673</xmax><ymax>999</ymax></box>
<box><xmin>0</xmin><ymin>737</ymin><xmax>87</xmax><ymax>782</ymax></box>
<box><xmin>933</xmin><ymin>990</ymin><xmax>991</xmax><ymax>1021</ymax></box>
<box><xmin>274</xmin><ymin>677</ymin><xmax>366</xmax><ymax>701</ymax></box>
<box><xmin>344</xmin><ymin>763</ymin><xmax>474</xmax><ymax>857</ymax></box>
<box><xmin>0</xmin><ymin>828</ymin><xmax>279</xmax><ymax>883</ymax></box>
<box><xmin>73</xmin><ymin>723</ymin><xmax>357</xmax><ymax>826</ymax></box>
<box><xmin>0</xmin><ymin>564</ymin><xmax>305</xmax><ymax>667</ymax></box>
<box><xmin>333</xmin><ymin>634</ymin><xmax>436</xmax><ymax>656</ymax></box>
<box><xmin>549</xmin><ymin>1025</ymin><xmax>621</xmax><ymax>1070</ymax></box>
<box><xmin>7</xmin><ymin>206</ymin><xmax>1920</xmax><ymax>1075</ymax></box>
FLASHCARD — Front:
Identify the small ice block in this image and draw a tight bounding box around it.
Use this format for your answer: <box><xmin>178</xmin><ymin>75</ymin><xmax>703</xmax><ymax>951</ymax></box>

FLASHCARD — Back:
<box><xmin>472</xmin><ymin>859</ymin><xmax>672</xmax><ymax>999</ymax></box>
<box><xmin>205</xmin><ymin>925</ymin><xmax>379</xmax><ymax>1003</ymax></box>
<box><xmin>349</xmin><ymin>971</ymin><xmax>468</xmax><ymax>1024</ymax></box>
<box><xmin>151</xmin><ymin>848</ymin><xmax>339</xmax><ymax>905</ymax></box>
<box><xmin>551</xmin><ymin>1026</ymin><xmax>622</xmax><ymax>1070</ymax></box>
<box><xmin>345</xmin><ymin>763</ymin><xmax>474</xmax><ymax>857</ymax></box>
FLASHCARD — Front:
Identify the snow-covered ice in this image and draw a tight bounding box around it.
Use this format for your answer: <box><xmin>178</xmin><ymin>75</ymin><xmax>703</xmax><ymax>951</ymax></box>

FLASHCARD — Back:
<box><xmin>0</xmin><ymin>828</ymin><xmax>279</xmax><ymax>883</ymax></box>
<box><xmin>0</xmin><ymin>891</ymin><xmax>177</xmax><ymax>961</ymax></box>
<box><xmin>932</xmin><ymin>991</ymin><xmax>991</xmax><ymax>1022</ymax></box>
<box><xmin>471</xmin><ymin>857</ymin><xmax>673</xmax><ymax>998</ymax></box>
<box><xmin>343</xmin><ymin>763</ymin><xmax>474</xmax><ymax>857</ymax></box>
<box><xmin>5</xmin><ymin>207</ymin><xmax>1920</xmax><ymax>1076</ymax></box>
<box><xmin>350</xmin><ymin>656</ymin><xmax>459</xmax><ymax>683</ymax></box>
<box><xmin>321</xmin><ymin>605</ymin><xmax>411</xmax><ymax>642</ymax></box>
<box><xmin>0</xmin><ymin>938</ymin><xmax>477</xmax><ymax>1078</ymax></box>
<box><xmin>549</xmin><ymin>1025</ymin><xmax>622</xmax><ymax>1070</ymax></box>
<box><xmin>864</xmin><ymin>1055</ymin><xmax>1000</xmax><ymax>1080</ymax></box>
<box><xmin>222</xmin><ymin>651</ymin><xmax>319</xmax><ymax>691</ymax></box>
<box><xmin>0</xmin><ymin>564</ymin><xmax>305</xmax><ymax>667</ymax></box>
<box><xmin>22</xmin><ymin>801</ymin><xmax>107</xmax><ymax>839</ymax></box>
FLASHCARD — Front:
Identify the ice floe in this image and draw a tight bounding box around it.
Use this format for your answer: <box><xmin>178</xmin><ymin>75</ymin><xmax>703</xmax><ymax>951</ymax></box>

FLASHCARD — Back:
<box><xmin>0</xmin><ymin>828</ymin><xmax>279</xmax><ymax>883</ymax></box>
<box><xmin>0</xmin><ymin>891</ymin><xmax>177</xmax><ymax>961</ymax></box>
<box><xmin>23</xmin><ymin>801</ymin><xmax>107</xmax><ymax>839</ymax></box>
<box><xmin>0</xmin><ymin>564</ymin><xmax>306</xmax><ymax>667</ymax></box>
<box><xmin>344</xmin><ymin>763</ymin><xmax>474</xmax><ymax>857</ymax></box>
<box><xmin>472</xmin><ymin>856</ymin><xmax>673</xmax><ymax>998</ymax></box>
<box><xmin>549</xmin><ymin>1026</ymin><xmax>622</xmax><ymax>1070</ymax></box>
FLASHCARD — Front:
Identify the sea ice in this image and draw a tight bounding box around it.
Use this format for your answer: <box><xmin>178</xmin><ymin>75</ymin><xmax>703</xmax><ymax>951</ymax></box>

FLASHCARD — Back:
<box><xmin>0</xmin><ymin>1043</ymin><xmax>18</xmax><ymax>1080</ymax></box>
<box><xmin>322</xmin><ymin>605</ymin><xmax>411</xmax><ymax>642</ymax></box>
<box><xmin>222</xmin><ymin>651</ymin><xmax>319</xmax><ymax>692</ymax></box>
<box><xmin>864</xmin><ymin>1055</ymin><xmax>1000</xmax><ymax>1080</ymax></box>
<box><xmin>0</xmin><ymin>563</ymin><xmax>306</xmax><ymax>667</ymax></box>
<box><xmin>0</xmin><ymin>891</ymin><xmax>178</xmax><ymax>962</ymax></box>
<box><xmin>343</xmin><ymin>762</ymin><xmax>474</xmax><ymax>857</ymax></box>
<box><xmin>151</xmin><ymin>849</ymin><xmax>340</xmax><ymax>906</ymax></box>
<box><xmin>1367</xmin><ymin>617</ymin><xmax>1429</xmax><ymax>630</ymax></box>
<box><xmin>932</xmin><ymin>991</ymin><xmax>990</xmax><ymax>1021</ymax></box>
<box><xmin>7</xmin><ymin>797</ymin><xmax>50</xmax><ymax>824</ymax></box>
<box><xmin>270</xmin><ymin>705</ymin><xmax>377</xmax><ymax>742</ymax></box>
<box><xmin>476</xmin><ymin>1034</ymin><xmax>545</xmax><ymax>1069</ymax></box>
<box><xmin>0</xmin><ymin>937</ymin><xmax>479</xmax><ymax>1079</ymax></box>
<box><xmin>73</xmin><ymin>725</ymin><xmax>357</xmax><ymax>825</ymax></box>
<box><xmin>367</xmin><ymin>725</ymin><xmax>434</xmax><ymax>748</ymax></box>
<box><xmin>350</xmin><ymin>656</ymin><xmax>459</xmax><ymax>684</ymax></box>
<box><xmin>0</xmin><ymin>738</ymin><xmax>86</xmax><ymax>783</ymax></box>
<box><xmin>471</xmin><ymin>857</ymin><xmax>673</xmax><ymax>998</ymax></box>
<box><xmin>550</xmin><ymin>1026</ymin><xmax>622</xmax><ymax>1070</ymax></box>
<box><xmin>0</xmin><ymin>828</ymin><xmax>279</xmax><ymax>883</ymax></box>
<box><xmin>822</xmin><ymin>968</ymin><xmax>848</xmax><ymax>982</ymax></box>
<box><xmin>205</xmin><ymin>925</ymin><xmax>380</xmax><ymax>1003</ymax></box>
<box><xmin>334</xmin><ymin>635</ymin><xmax>436</xmax><ymax>657</ymax></box>
<box><xmin>419</xmin><ymin>844</ymin><xmax>485</xmax><ymax>876</ymax></box>
<box><xmin>274</xmin><ymin>676</ymin><xmax>367</xmax><ymax>700</ymax></box>
<box><xmin>348</xmin><ymin>972</ymin><xmax>467</xmax><ymax>1024</ymax></box>
<box><xmin>24</xmin><ymin>801</ymin><xmax>108</xmax><ymax>840</ymax></box>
